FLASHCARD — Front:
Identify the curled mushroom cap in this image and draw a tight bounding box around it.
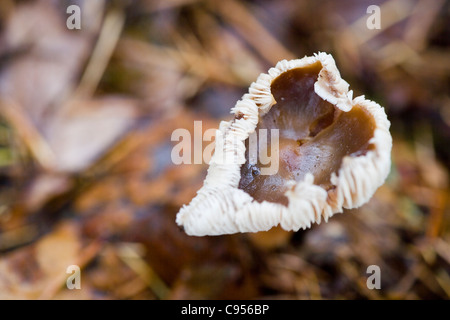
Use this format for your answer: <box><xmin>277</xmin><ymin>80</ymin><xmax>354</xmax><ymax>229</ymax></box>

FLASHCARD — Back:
<box><xmin>176</xmin><ymin>52</ymin><xmax>392</xmax><ymax>236</ymax></box>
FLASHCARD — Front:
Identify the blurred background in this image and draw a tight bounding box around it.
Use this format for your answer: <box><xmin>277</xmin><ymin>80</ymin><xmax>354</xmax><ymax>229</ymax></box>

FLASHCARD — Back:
<box><xmin>0</xmin><ymin>0</ymin><xmax>449</xmax><ymax>299</ymax></box>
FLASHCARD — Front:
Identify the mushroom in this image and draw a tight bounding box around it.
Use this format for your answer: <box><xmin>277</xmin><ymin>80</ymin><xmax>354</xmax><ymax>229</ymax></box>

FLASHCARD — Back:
<box><xmin>176</xmin><ymin>52</ymin><xmax>392</xmax><ymax>236</ymax></box>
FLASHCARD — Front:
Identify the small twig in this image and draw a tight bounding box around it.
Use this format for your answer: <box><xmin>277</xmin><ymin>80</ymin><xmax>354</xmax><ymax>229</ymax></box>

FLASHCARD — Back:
<box><xmin>0</xmin><ymin>98</ymin><xmax>57</xmax><ymax>170</ymax></box>
<box><xmin>212</xmin><ymin>0</ymin><xmax>295</xmax><ymax>65</ymax></box>
<box><xmin>116</xmin><ymin>242</ymin><xmax>170</xmax><ymax>299</ymax></box>
<box><xmin>73</xmin><ymin>9</ymin><xmax>126</xmax><ymax>99</ymax></box>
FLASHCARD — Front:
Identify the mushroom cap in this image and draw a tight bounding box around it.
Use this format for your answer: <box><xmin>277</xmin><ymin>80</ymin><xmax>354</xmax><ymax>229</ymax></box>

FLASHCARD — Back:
<box><xmin>176</xmin><ymin>52</ymin><xmax>392</xmax><ymax>236</ymax></box>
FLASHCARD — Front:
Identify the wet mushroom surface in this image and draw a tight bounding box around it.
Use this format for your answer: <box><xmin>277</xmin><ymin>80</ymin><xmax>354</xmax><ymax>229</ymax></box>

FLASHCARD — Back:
<box><xmin>238</xmin><ymin>62</ymin><xmax>376</xmax><ymax>206</ymax></box>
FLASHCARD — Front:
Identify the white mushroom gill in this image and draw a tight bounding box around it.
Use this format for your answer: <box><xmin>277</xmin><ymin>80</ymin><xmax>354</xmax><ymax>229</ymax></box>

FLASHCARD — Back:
<box><xmin>176</xmin><ymin>52</ymin><xmax>392</xmax><ymax>236</ymax></box>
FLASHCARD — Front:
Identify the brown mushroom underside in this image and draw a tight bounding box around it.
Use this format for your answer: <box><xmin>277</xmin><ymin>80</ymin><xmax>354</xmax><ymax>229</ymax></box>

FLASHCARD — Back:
<box><xmin>238</xmin><ymin>62</ymin><xmax>376</xmax><ymax>206</ymax></box>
